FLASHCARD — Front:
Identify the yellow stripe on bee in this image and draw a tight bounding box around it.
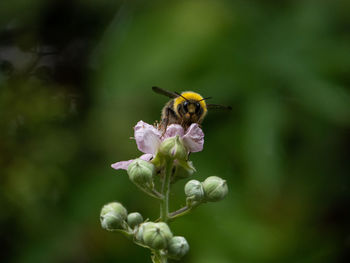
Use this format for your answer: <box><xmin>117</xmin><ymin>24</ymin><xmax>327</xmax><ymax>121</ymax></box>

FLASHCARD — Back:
<box><xmin>174</xmin><ymin>91</ymin><xmax>208</xmax><ymax>113</ymax></box>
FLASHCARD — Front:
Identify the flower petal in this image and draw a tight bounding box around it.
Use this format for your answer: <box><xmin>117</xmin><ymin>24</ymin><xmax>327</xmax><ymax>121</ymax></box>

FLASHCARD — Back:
<box><xmin>182</xmin><ymin>123</ymin><xmax>204</xmax><ymax>152</ymax></box>
<box><xmin>139</xmin><ymin>153</ymin><xmax>153</xmax><ymax>161</ymax></box>
<box><xmin>134</xmin><ymin>121</ymin><xmax>162</xmax><ymax>154</ymax></box>
<box><xmin>111</xmin><ymin>159</ymin><xmax>133</xmax><ymax>170</ymax></box>
<box><xmin>163</xmin><ymin>124</ymin><xmax>184</xmax><ymax>139</ymax></box>
<box><xmin>111</xmin><ymin>154</ymin><xmax>153</xmax><ymax>171</ymax></box>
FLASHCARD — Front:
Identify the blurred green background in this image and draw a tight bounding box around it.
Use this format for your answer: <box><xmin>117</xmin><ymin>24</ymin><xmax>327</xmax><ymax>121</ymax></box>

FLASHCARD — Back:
<box><xmin>1</xmin><ymin>0</ymin><xmax>350</xmax><ymax>262</ymax></box>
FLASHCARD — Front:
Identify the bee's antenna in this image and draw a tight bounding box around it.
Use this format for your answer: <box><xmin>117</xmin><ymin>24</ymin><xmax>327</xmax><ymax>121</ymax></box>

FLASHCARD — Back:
<box><xmin>199</xmin><ymin>97</ymin><xmax>212</xmax><ymax>102</ymax></box>
<box><xmin>174</xmin><ymin>92</ymin><xmax>189</xmax><ymax>101</ymax></box>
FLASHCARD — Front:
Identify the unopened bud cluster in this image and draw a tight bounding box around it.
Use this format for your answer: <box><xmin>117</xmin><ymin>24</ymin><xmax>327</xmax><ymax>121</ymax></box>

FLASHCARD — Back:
<box><xmin>104</xmin><ymin>121</ymin><xmax>229</xmax><ymax>262</ymax></box>
<box><xmin>185</xmin><ymin>176</ymin><xmax>228</xmax><ymax>205</ymax></box>
<box><xmin>135</xmin><ymin>222</ymin><xmax>189</xmax><ymax>259</ymax></box>
<box><xmin>100</xmin><ymin>203</ymin><xmax>190</xmax><ymax>260</ymax></box>
<box><xmin>100</xmin><ymin>202</ymin><xmax>144</xmax><ymax>232</ymax></box>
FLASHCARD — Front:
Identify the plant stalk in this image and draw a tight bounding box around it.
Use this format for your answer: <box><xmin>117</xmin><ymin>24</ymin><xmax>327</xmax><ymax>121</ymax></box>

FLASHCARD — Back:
<box><xmin>152</xmin><ymin>250</ymin><xmax>168</xmax><ymax>263</ymax></box>
<box><xmin>160</xmin><ymin>160</ymin><xmax>173</xmax><ymax>222</ymax></box>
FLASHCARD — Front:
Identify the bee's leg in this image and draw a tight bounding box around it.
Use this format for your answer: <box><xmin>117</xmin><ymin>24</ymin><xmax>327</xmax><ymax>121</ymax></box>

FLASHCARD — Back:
<box><xmin>161</xmin><ymin>108</ymin><xmax>171</xmax><ymax>136</ymax></box>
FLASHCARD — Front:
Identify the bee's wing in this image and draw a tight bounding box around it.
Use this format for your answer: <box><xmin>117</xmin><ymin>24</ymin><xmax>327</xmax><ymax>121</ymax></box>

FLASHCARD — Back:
<box><xmin>207</xmin><ymin>104</ymin><xmax>232</xmax><ymax>110</ymax></box>
<box><xmin>152</xmin><ymin>86</ymin><xmax>178</xmax><ymax>99</ymax></box>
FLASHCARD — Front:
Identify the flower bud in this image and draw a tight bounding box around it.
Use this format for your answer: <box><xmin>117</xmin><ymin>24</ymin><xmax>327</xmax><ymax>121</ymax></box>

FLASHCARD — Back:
<box><xmin>100</xmin><ymin>202</ymin><xmax>127</xmax><ymax>231</ymax></box>
<box><xmin>184</xmin><ymin>180</ymin><xmax>204</xmax><ymax>202</ymax></box>
<box><xmin>167</xmin><ymin>236</ymin><xmax>190</xmax><ymax>260</ymax></box>
<box><xmin>202</xmin><ymin>176</ymin><xmax>228</xmax><ymax>202</ymax></box>
<box><xmin>134</xmin><ymin>222</ymin><xmax>151</xmax><ymax>243</ymax></box>
<box><xmin>173</xmin><ymin>160</ymin><xmax>196</xmax><ymax>180</ymax></box>
<box><xmin>142</xmin><ymin>222</ymin><xmax>173</xmax><ymax>250</ymax></box>
<box><xmin>127</xmin><ymin>212</ymin><xmax>143</xmax><ymax>228</ymax></box>
<box><xmin>127</xmin><ymin>159</ymin><xmax>155</xmax><ymax>189</ymax></box>
<box><xmin>158</xmin><ymin>135</ymin><xmax>187</xmax><ymax>160</ymax></box>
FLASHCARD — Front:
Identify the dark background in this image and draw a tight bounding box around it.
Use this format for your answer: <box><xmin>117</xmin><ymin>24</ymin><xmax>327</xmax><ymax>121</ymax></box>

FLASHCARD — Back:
<box><xmin>1</xmin><ymin>0</ymin><xmax>350</xmax><ymax>262</ymax></box>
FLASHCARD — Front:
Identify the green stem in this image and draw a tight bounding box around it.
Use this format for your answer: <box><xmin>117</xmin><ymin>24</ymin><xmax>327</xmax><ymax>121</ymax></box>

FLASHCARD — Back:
<box><xmin>160</xmin><ymin>160</ymin><xmax>173</xmax><ymax>222</ymax></box>
<box><xmin>168</xmin><ymin>206</ymin><xmax>192</xmax><ymax>221</ymax></box>
<box><xmin>152</xmin><ymin>250</ymin><xmax>168</xmax><ymax>263</ymax></box>
<box><xmin>114</xmin><ymin>229</ymin><xmax>133</xmax><ymax>239</ymax></box>
<box><xmin>169</xmin><ymin>202</ymin><xmax>201</xmax><ymax>221</ymax></box>
<box><xmin>134</xmin><ymin>184</ymin><xmax>163</xmax><ymax>200</ymax></box>
<box><xmin>160</xmin><ymin>253</ymin><xmax>168</xmax><ymax>263</ymax></box>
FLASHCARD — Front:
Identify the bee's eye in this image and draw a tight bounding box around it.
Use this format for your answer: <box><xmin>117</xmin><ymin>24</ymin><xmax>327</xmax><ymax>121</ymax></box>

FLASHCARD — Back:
<box><xmin>183</xmin><ymin>101</ymin><xmax>188</xmax><ymax>111</ymax></box>
<box><xmin>195</xmin><ymin>102</ymin><xmax>201</xmax><ymax>113</ymax></box>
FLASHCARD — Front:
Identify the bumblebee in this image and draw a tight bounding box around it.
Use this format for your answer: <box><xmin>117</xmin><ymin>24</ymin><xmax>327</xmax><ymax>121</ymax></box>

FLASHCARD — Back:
<box><xmin>152</xmin><ymin>86</ymin><xmax>231</xmax><ymax>130</ymax></box>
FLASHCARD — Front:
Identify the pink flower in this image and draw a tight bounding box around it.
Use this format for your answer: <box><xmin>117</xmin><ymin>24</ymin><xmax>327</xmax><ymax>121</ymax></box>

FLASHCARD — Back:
<box><xmin>111</xmin><ymin>121</ymin><xmax>204</xmax><ymax>170</ymax></box>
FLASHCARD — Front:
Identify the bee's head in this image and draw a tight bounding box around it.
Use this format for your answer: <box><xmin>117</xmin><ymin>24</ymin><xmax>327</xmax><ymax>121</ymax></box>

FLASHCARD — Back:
<box><xmin>182</xmin><ymin>100</ymin><xmax>201</xmax><ymax>116</ymax></box>
<box><xmin>174</xmin><ymin>91</ymin><xmax>208</xmax><ymax>123</ymax></box>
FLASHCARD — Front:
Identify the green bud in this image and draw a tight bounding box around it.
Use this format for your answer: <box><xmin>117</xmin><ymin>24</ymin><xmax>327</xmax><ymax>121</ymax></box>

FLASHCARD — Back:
<box><xmin>127</xmin><ymin>159</ymin><xmax>155</xmax><ymax>189</ymax></box>
<box><xmin>150</xmin><ymin>153</ymin><xmax>163</xmax><ymax>168</ymax></box>
<box><xmin>135</xmin><ymin>222</ymin><xmax>151</xmax><ymax>243</ymax></box>
<box><xmin>173</xmin><ymin>160</ymin><xmax>196</xmax><ymax>181</ymax></box>
<box><xmin>158</xmin><ymin>135</ymin><xmax>187</xmax><ymax>160</ymax></box>
<box><xmin>142</xmin><ymin>222</ymin><xmax>173</xmax><ymax>250</ymax></box>
<box><xmin>127</xmin><ymin>212</ymin><xmax>143</xmax><ymax>228</ymax></box>
<box><xmin>100</xmin><ymin>202</ymin><xmax>127</xmax><ymax>231</ymax></box>
<box><xmin>167</xmin><ymin>236</ymin><xmax>190</xmax><ymax>260</ymax></box>
<box><xmin>202</xmin><ymin>176</ymin><xmax>228</xmax><ymax>202</ymax></box>
<box><xmin>184</xmin><ymin>180</ymin><xmax>205</xmax><ymax>202</ymax></box>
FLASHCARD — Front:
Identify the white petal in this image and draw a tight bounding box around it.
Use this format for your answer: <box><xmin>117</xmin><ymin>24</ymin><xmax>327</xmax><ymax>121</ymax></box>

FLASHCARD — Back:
<box><xmin>163</xmin><ymin>124</ymin><xmax>185</xmax><ymax>139</ymax></box>
<box><xmin>139</xmin><ymin>153</ymin><xmax>153</xmax><ymax>161</ymax></box>
<box><xmin>111</xmin><ymin>154</ymin><xmax>153</xmax><ymax>171</ymax></box>
<box><xmin>134</xmin><ymin>120</ymin><xmax>162</xmax><ymax>154</ymax></box>
<box><xmin>111</xmin><ymin>160</ymin><xmax>133</xmax><ymax>170</ymax></box>
<box><xmin>182</xmin><ymin>123</ymin><xmax>204</xmax><ymax>152</ymax></box>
